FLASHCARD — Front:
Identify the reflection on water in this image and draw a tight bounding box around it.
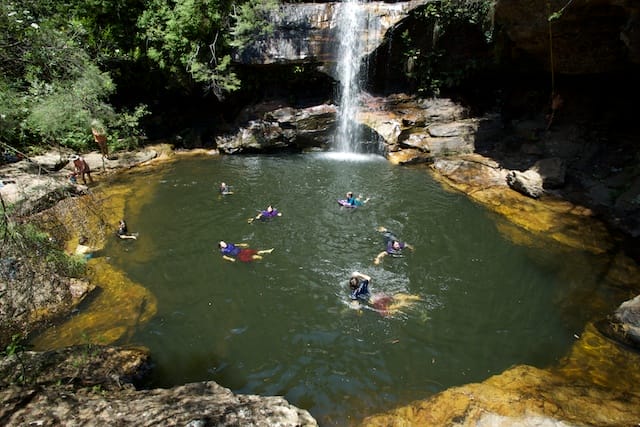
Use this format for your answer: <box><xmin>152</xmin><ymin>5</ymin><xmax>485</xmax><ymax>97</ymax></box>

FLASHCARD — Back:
<box><xmin>72</xmin><ymin>154</ymin><xmax>618</xmax><ymax>425</ymax></box>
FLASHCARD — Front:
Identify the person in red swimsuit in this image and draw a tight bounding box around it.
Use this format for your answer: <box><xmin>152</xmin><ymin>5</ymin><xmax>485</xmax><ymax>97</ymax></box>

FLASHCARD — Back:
<box><xmin>218</xmin><ymin>241</ymin><xmax>274</xmax><ymax>262</ymax></box>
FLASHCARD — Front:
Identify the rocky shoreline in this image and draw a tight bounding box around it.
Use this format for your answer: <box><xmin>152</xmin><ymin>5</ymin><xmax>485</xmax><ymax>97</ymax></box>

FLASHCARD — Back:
<box><xmin>1</xmin><ymin>94</ymin><xmax>639</xmax><ymax>425</ymax></box>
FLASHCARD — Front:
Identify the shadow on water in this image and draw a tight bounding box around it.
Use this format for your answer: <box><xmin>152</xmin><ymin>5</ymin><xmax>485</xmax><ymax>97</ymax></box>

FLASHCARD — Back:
<box><xmin>84</xmin><ymin>153</ymin><xmax>619</xmax><ymax>425</ymax></box>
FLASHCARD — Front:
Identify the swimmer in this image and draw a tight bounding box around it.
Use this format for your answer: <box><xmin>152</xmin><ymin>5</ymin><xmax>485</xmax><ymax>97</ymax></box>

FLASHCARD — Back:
<box><xmin>117</xmin><ymin>219</ymin><xmax>137</xmax><ymax>240</ymax></box>
<box><xmin>248</xmin><ymin>205</ymin><xmax>282</xmax><ymax>223</ymax></box>
<box><xmin>349</xmin><ymin>271</ymin><xmax>371</xmax><ymax>301</ymax></box>
<box><xmin>218</xmin><ymin>240</ymin><xmax>274</xmax><ymax>262</ymax></box>
<box><xmin>219</xmin><ymin>182</ymin><xmax>233</xmax><ymax>195</ymax></box>
<box><xmin>346</xmin><ymin>192</ymin><xmax>369</xmax><ymax>207</ymax></box>
<box><xmin>374</xmin><ymin>226</ymin><xmax>413</xmax><ymax>264</ymax></box>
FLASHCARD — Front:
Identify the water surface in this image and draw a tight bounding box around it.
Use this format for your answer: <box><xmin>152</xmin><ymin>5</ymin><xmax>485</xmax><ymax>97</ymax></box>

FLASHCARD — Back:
<box><xmin>104</xmin><ymin>153</ymin><xmax>595</xmax><ymax>425</ymax></box>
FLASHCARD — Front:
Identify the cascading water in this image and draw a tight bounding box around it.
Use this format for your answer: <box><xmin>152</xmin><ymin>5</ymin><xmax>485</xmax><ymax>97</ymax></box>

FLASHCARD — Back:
<box><xmin>334</xmin><ymin>0</ymin><xmax>368</xmax><ymax>153</ymax></box>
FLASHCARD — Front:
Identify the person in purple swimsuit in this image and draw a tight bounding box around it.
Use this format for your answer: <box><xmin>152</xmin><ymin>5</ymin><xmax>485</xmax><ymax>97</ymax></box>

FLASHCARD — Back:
<box><xmin>373</xmin><ymin>227</ymin><xmax>414</xmax><ymax>264</ymax></box>
<box><xmin>249</xmin><ymin>205</ymin><xmax>282</xmax><ymax>223</ymax></box>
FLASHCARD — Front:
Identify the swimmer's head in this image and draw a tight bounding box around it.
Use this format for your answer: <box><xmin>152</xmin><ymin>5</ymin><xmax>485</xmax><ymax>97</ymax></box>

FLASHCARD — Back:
<box><xmin>349</xmin><ymin>276</ymin><xmax>359</xmax><ymax>290</ymax></box>
<box><xmin>392</xmin><ymin>241</ymin><xmax>401</xmax><ymax>250</ymax></box>
<box><xmin>347</xmin><ymin>192</ymin><xmax>353</xmax><ymax>198</ymax></box>
<box><xmin>218</xmin><ymin>241</ymin><xmax>227</xmax><ymax>249</ymax></box>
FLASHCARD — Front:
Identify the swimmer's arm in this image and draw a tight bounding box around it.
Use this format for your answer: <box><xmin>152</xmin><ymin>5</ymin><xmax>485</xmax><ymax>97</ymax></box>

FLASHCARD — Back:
<box><xmin>352</xmin><ymin>271</ymin><xmax>372</xmax><ymax>282</ymax></box>
<box><xmin>405</xmin><ymin>243</ymin><xmax>414</xmax><ymax>251</ymax></box>
<box><xmin>222</xmin><ymin>255</ymin><xmax>236</xmax><ymax>262</ymax></box>
<box><xmin>235</xmin><ymin>243</ymin><xmax>249</xmax><ymax>247</ymax></box>
<box><xmin>373</xmin><ymin>251</ymin><xmax>387</xmax><ymax>265</ymax></box>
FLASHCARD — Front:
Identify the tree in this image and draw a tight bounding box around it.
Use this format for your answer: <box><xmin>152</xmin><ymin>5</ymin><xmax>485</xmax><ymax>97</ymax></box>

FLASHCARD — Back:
<box><xmin>136</xmin><ymin>0</ymin><xmax>278</xmax><ymax>100</ymax></box>
<box><xmin>0</xmin><ymin>0</ymin><xmax>145</xmax><ymax>152</ymax></box>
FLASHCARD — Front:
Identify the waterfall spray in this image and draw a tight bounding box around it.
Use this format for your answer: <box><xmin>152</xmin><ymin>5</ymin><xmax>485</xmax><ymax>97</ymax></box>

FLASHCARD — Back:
<box><xmin>334</xmin><ymin>0</ymin><xmax>368</xmax><ymax>153</ymax></box>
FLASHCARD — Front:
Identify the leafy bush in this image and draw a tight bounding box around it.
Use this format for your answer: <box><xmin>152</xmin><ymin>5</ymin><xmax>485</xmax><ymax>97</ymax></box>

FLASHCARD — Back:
<box><xmin>402</xmin><ymin>0</ymin><xmax>495</xmax><ymax>96</ymax></box>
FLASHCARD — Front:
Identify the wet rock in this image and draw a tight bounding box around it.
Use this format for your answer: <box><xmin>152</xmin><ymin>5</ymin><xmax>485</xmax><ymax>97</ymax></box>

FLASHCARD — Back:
<box><xmin>0</xmin><ymin>346</ymin><xmax>150</xmax><ymax>390</ymax></box>
<box><xmin>1</xmin><ymin>381</ymin><xmax>317</xmax><ymax>427</ymax></box>
<box><xmin>506</xmin><ymin>169</ymin><xmax>544</xmax><ymax>198</ymax></box>
<box><xmin>0</xmin><ymin>345</ymin><xmax>317</xmax><ymax>426</ymax></box>
<box><xmin>601</xmin><ymin>294</ymin><xmax>640</xmax><ymax>349</ymax></box>
<box><xmin>216</xmin><ymin>104</ymin><xmax>337</xmax><ymax>153</ymax></box>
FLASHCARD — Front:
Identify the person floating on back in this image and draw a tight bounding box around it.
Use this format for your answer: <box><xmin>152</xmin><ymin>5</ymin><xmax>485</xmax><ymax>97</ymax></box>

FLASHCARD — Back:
<box><xmin>248</xmin><ymin>205</ymin><xmax>282</xmax><ymax>223</ymax></box>
<box><xmin>117</xmin><ymin>219</ymin><xmax>137</xmax><ymax>240</ymax></box>
<box><xmin>218</xmin><ymin>240</ymin><xmax>274</xmax><ymax>262</ymax></box>
<box><xmin>219</xmin><ymin>182</ymin><xmax>233</xmax><ymax>195</ymax></box>
<box><xmin>374</xmin><ymin>226</ymin><xmax>414</xmax><ymax>264</ymax></box>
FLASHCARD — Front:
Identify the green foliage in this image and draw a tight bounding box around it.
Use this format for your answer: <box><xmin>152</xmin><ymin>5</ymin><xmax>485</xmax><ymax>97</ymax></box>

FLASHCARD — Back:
<box><xmin>107</xmin><ymin>104</ymin><xmax>150</xmax><ymax>151</ymax></box>
<box><xmin>137</xmin><ymin>0</ymin><xmax>239</xmax><ymax>97</ymax></box>
<box><xmin>3</xmin><ymin>333</ymin><xmax>25</xmax><ymax>357</ymax></box>
<box><xmin>62</xmin><ymin>0</ymin><xmax>146</xmax><ymax>58</ymax></box>
<box><xmin>0</xmin><ymin>0</ymin><xmax>125</xmax><ymax>151</ymax></box>
<box><xmin>229</xmin><ymin>0</ymin><xmax>277</xmax><ymax>49</ymax></box>
<box><xmin>2</xmin><ymin>333</ymin><xmax>27</xmax><ymax>384</ymax></box>
<box><xmin>26</xmin><ymin>64</ymin><xmax>116</xmax><ymax>150</ymax></box>
<box><xmin>0</xmin><ymin>80</ymin><xmax>29</xmax><ymax>146</ymax></box>
<box><xmin>0</xmin><ymin>218</ymin><xmax>87</xmax><ymax>278</ymax></box>
<box><xmin>402</xmin><ymin>0</ymin><xmax>494</xmax><ymax>96</ymax></box>
<box><xmin>548</xmin><ymin>0</ymin><xmax>574</xmax><ymax>22</ymax></box>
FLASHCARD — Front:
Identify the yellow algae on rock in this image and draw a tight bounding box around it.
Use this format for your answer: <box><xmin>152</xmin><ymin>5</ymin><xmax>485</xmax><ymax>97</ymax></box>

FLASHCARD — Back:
<box><xmin>428</xmin><ymin>157</ymin><xmax>614</xmax><ymax>254</ymax></box>
<box><xmin>28</xmin><ymin>158</ymin><xmax>171</xmax><ymax>350</ymax></box>
<box><xmin>556</xmin><ymin>322</ymin><xmax>640</xmax><ymax>391</ymax></box>
<box><xmin>31</xmin><ymin>257</ymin><xmax>157</xmax><ymax>349</ymax></box>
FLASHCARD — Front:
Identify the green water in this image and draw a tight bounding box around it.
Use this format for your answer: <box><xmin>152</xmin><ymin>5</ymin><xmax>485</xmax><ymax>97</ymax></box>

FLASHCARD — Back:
<box><xmin>105</xmin><ymin>153</ymin><xmax>592</xmax><ymax>425</ymax></box>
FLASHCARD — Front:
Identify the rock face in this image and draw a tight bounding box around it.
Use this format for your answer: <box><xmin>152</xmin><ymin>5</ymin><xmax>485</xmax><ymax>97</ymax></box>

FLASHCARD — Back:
<box><xmin>233</xmin><ymin>0</ymin><xmax>429</xmax><ymax>79</ymax></box>
<box><xmin>0</xmin><ymin>346</ymin><xmax>316</xmax><ymax>427</ymax></box>
<box><xmin>0</xmin><ymin>148</ymin><xmax>162</xmax><ymax>347</ymax></box>
<box><xmin>216</xmin><ymin>104</ymin><xmax>338</xmax><ymax>153</ymax></box>
<box><xmin>494</xmin><ymin>0</ymin><xmax>640</xmax><ymax>73</ymax></box>
<box><xmin>600</xmin><ymin>294</ymin><xmax>640</xmax><ymax>348</ymax></box>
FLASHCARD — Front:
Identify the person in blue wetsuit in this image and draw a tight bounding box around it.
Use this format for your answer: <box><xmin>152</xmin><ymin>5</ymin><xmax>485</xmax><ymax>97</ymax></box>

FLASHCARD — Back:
<box><xmin>349</xmin><ymin>271</ymin><xmax>371</xmax><ymax>300</ymax></box>
<box><xmin>249</xmin><ymin>205</ymin><xmax>282</xmax><ymax>223</ymax></box>
<box><xmin>346</xmin><ymin>192</ymin><xmax>369</xmax><ymax>207</ymax></box>
<box><xmin>374</xmin><ymin>226</ymin><xmax>413</xmax><ymax>264</ymax></box>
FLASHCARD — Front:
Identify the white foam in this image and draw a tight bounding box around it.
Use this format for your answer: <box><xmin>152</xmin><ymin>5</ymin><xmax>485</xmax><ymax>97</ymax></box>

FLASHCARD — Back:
<box><xmin>310</xmin><ymin>151</ymin><xmax>385</xmax><ymax>163</ymax></box>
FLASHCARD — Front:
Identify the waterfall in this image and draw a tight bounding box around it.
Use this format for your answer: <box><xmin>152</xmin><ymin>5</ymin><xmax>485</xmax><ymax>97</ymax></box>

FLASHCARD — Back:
<box><xmin>334</xmin><ymin>0</ymin><xmax>368</xmax><ymax>153</ymax></box>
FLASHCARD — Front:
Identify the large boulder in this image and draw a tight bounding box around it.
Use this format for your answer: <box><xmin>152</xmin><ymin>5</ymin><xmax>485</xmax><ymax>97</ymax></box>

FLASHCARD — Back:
<box><xmin>0</xmin><ymin>346</ymin><xmax>317</xmax><ymax>426</ymax></box>
<box><xmin>506</xmin><ymin>169</ymin><xmax>545</xmax><ymax>199</ymax></box>
<box><xmin>599</xmin><ymin>294</ymin><xmax>640</xmax><ymax>349</ymax></box>
<box><xmin>215</xmin><ymin>104</ymin><xmax>338</xmax><ymax>153</ymax></box>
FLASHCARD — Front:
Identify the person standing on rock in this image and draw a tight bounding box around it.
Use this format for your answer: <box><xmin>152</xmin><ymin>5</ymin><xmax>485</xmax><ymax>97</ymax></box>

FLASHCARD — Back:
<box><xmin>91</xmin><ymin>121</ymin><xmax>109</xmax><ymax>159</ymax></box>
<box><xmin>70</xmin><ymin>154</ymin><xmax>93</xmax><ymax>185</ymax></box>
